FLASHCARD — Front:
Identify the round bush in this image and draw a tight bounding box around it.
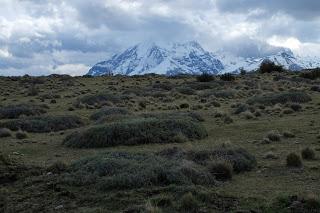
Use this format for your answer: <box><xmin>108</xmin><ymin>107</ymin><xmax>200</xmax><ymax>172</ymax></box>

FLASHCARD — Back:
<box><xmin>16</xmin><ymin>131</ymin><xmax>28</xmax><ymax>139</ymax></box>
<box><xmin>63</xmin><ymin>118</ymin><xmax>208</xmax><ymax>148</ymax></box>
<box><xmin>0</xmin><ymin>128</ymin><xmax>11</xmax><ymax>138</ymax></box>
<box><xmin>301</xmin><ymin>147</ymin><xmax>316</xmax><ymax>160</ymax></box>
<box><xmin>286</xmin><ymin>153</ymin><xmax>302</xmax><ymax>167</ymax></box>
<box><xmin>208</xmin><ymin>161</ymin><xmax>233</xmax><ymax>181</ymax></box>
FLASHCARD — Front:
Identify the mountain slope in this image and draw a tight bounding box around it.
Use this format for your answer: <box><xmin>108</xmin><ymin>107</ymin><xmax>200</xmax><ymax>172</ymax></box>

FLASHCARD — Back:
<box><xmin>88</xmin><ymin>41</ymin><xmax>320</xmax><ymax>76</ymax></box>
<box><xmin>87</xmin><ymin>41</ymin><xmax>224</xmax><ymax>76</ymax></box>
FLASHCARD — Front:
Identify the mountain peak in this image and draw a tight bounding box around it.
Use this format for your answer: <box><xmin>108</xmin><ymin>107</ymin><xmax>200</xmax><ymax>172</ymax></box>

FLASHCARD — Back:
<box><xmin>88</xmin><ymin>41</ymin><xmax>224</xmax><ymax>76</ymax></box>
<box><xmin>88</xmin><ymin>41</ymin><xmax>320</xmax><ymax>76</ymax></box>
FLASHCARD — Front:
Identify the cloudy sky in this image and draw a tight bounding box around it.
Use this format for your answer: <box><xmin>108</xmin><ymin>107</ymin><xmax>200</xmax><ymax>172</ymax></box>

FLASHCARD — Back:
<box><xmin>0</xmin><ymin>0</ymin><xmax>320</xmax><ymax>76</ymax></box>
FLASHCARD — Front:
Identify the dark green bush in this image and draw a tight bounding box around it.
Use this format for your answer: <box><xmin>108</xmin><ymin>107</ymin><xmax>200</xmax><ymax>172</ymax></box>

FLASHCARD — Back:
<box><xmin>220</xmin><ymin>73</ymin><xmax>235</xmax><ymax>81</ymax></box>
<box><xmin>247</xmin><ymin>91</ymin><xmax>311</xmax><ymax>106</ymax></box>
<box><xmin>0</xmin><ymin>128</ymin><xmax>11</xmax><ymax>138</ymax></box>
<box><xmin>213</xmin><ymin>90</ymin><xmax>236</xmax><ymax>99</ymax></box>
<box><xmin>259</xmin><ymin>60</ymin><xmax>284</xmax><ymax>73</ymax></box>
<box><xmin>90</xmin><ymin>107</ymin><xmax>130</xmax><ymax>121</ymax></box>
<box><xmin>299</xmin><ymin>68</ymin><xmax>320</xmax><ymax>80</ymax></box>
<box><xmin>74</xmin><ymin>92</ymin><xmax>121</xmax><ymax>108</ymax></box>
<box><xmin>266</xmin><ymin>131</ymin><xmax>281</xmax><ymax>142</ymax></box>
<box><xmin>196</xmin><ymin>73</ymin><xmax>215</xmax><ymax>82</ymax></box>
<box><xmin>301</xmin><ymin>147</ymin><xmax>316</xmax><ymax>160</ymax></box>
<box><xmin>180</xmin><ymin>193</ymin><xmax>200</xmax><ymax>212</ymax></box>
<box><xmin>0</xmin><ymin>104</ymin><xmax>47</xmax><ymax>119</ymax></box>
<box><xmin>63</xmin><ymin>118</ymin><xmax>207</xmax><ymax>148</ymax></box>
<box><xmin>180</xmin><ymin>103</ymin><xmax>189</xmax><ymax>109</ymax></box>
<box><xmin>47</xmin><ymin>161</ymin><xmax>68</xmax><ymax>174</ymax></box>
<box><xmin>64</xmin><ymin>152</ymin><xmax>214</xmax><ymax>190</ymax></box>
<box><xmin>16</xmin><ymin>131</ymin><xmax>27</xmax><ymax>139</ymax></box>
<box><xmin>286</xmin><ymin>153</ymin><xmax>302</xmax><ymax>167</ymax></box>
<box><xmin>0</xmin><ymin>115</ymin><xmax>84</xmax><ymax>133</ymax></box>
<box><xmin>188</xmin><ymin>145</ymin><xmax>257</xmax><ymax>173</ymax></box>
<box><xmin>177</xmin><ymin>87</ymin><xmax>196</xmax><ymax>95</ymax></box>
<box><xmin>208</xmin><ymin>161</ymin><xmax>233</xmax><ymax>181</ymax></box>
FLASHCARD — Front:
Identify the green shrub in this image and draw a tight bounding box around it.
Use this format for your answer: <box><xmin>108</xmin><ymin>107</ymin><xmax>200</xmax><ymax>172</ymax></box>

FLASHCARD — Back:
<box><xmin>64</xmin><ymin>152</ymin><xmax>214</xmax><ymax>190</ymax></box>
<box><xmin>16</xmin><ymin>130</ymin><xmax>27</xmax><ymax>139</ymax></box>
<box><xmin>189</xmin><ymin>145</ymin><xmax>256</xmax><ymax>173</ymax></box>
<box><xmin>301</xmin><ymin>147</ymin><xmax>316</xmax><ymax>160</ymax></box>
<box><xmin>259</xmin><ymin>60</ymin><xmax>284</xmax><ymax>73</ymax></box>
<box><xmin>208</xmin><ymin>161</ymin><xmax>233</xmax><ymax>181</ymax></box>
<box><xmin>74</xmin><ymin>92</ymin><xmax>121</xmax><ymax>108</ymax></box>
<box><xmin>0</xmin><ymin>115</ymin><xmax>84</xmax><ymax>133</ymax></box>
<box><xmin>196</xmin><ymin>73</ymin><xmax>215</xmax><ymax>82</ymax></box>
<box><xmin>247</xmin><ymin>91</ymin><xmax>311</xmax><ymax>106</ymax></box>
<box><xmin>0</xmin><ymin>128</ymin><xmax>11</xmax><ymax>138</ymax></box>
<box><xmin>286</xmin><ymin>153</ymin><xmax>302</xmax><ymax>167</ymax></box>
<box><xmin>63</xmin><ymin>118</ymin><xmax>207</xmax><ymax>148</ymax></box>
<box><xmin>179</xmin><ymin>103</ymin><xmax>189</xmax><ymax>109</ymax></box>
<box><xmin>220</xmin><ymin>73</ymin><xmax>235</xmax><ymax>81</ymax></box>
<box><xmin>213</xmin><ymin>90</ymin><xmax>236</xmax><ymax>99</ymax></box>
<box><xmin>177</xmin><ymin>87</ymin><xmax>195</xmax><ymax>95</ymax></box>
<box><xmin>47</xmin><ymin>161</ymin><xmax>68</xmax><ymax>174</ymax></box>
<box><xmin>266</xmin><ymin>131</ymin><xmax>281</xmax><ymax>142</ymax></box>
<box><xmin>299</xmin><ymin>68</ymin><xmax>320</xmax><ymax>80</ymax></box>
<box><xmin>283</xmin><ymin>131</ymin><xmax>295</xmax><ymax>138</ymax></box>
<box><xmin>0</xmin><ymin>104</ymin><xmax>47</xmax><ymax>119</ymax></box>
<box><xmin>90</xmin><ymin>107</ymin><xmax>130</xmax><ymax>121</ymax></box>
<box><xmin>180</xmin><ymin>193</ymin><xmax>200</xmax><ymax>212</ymax></box>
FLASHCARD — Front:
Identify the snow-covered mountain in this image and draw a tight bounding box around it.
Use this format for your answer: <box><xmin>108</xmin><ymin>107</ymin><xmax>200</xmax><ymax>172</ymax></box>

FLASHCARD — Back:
<box><xmin>215</xmin><ymin>49</ymin><xmax>305</xmax><ymax>73</ymax></box>
<box><xmin>88</xmin><ymin>41</ymin><xmax>320</xmax><ymax>76</ymax></box>
<box><xmin>87</xmin><ymin>41</ymin><xmax>224</xmax><ymax>76</ymax></box>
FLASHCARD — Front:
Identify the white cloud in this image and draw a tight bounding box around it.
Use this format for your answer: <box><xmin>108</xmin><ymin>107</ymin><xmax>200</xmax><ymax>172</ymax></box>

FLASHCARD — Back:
<box><xmin>0</xmin><ymin>0</ymin><xmax>319</xmax><ymax>76</ymax></box>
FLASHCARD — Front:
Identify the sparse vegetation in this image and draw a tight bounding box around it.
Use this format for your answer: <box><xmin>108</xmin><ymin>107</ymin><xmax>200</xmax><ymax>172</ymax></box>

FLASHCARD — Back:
<box><xmin>0</xmin><ymin>72</ymin><xmax>319</xmax><ymax>212</ymax></box>
<box><xmin>247</xmin><ymin>91</ymin><xmax>312</xmax><ymax>105</ymax></box>
<box><xmin>0</xmin><ymin>104</ymin><xmax>47</xmax><ymax>119</ymax></box>
<box><xmin>0</xmin><ymin>115</ymin><xmax>84</xmax><ymax>133</ymax></box>
<box><xmin>64</xmin><ymin>118</ymin><xmax>207</xmax><ymax>148</ymax></box>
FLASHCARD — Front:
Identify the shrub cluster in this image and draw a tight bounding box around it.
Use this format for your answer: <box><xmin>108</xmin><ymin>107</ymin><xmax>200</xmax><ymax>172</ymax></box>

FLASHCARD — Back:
<box><xmin>74</xmin><ymin>92</ymin><xmax>122</xmax><ymax>108</ymax></box>
<box><xmin>259</xmin><ymin>60</ymin><xmax>284</xmax><ymax>73</ymax></box>
<box><xmin>63</xmin><ymin>118</ymin><xmax>208</xmax><ymax>148</ymax></box>
<box><xmin>188</xmin><ymin>145</ymin><xmax>257</xmax><ymax>173</ymax></box>
<box><xmin>219</xmin><ymin>73</ymin><xmax>235</xmax><ymax>81</ymax></box>
<box><xmin>90</xmin><ymin>107</ymin><xmax>130</xmax><ymax>121</ymax></box>
<box><xmin>0</xmin><ymin>115</ymin><xmax>84</xmax><ymax>133</ymax></box>
<box><xmin>299</xmin><ymin>68</ymin><xmax>320</xmax><ymax>80</ymax></box>
<box><xmin>0</xmin><ymin>104</ymin><xmax>47</xmax><ymax>119</ymax></box>
<box><xmin>64</xmin><ymin>152</ymin><xmax>215</xmax><ymax>190</ymax></box>
<box><xmin>247</xmin><ymin>91</ymin><xmax>311</xmax><ymax>106</ymax></box>
<box><xmin>196</xmin><ymin>73</ymin><xmax>215</xmax><ymax>82</ymax></box>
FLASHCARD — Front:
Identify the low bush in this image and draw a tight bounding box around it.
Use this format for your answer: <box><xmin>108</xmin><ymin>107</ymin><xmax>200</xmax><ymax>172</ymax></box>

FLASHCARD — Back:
<box><xmin>176</xmin><ymin>87</ymin><xmax>196</xmax><ymax>95</ymax></box>
<box><xmin>286</xmin><ymin>153</ymin><xmax>302</xmax><ymax>167</ymax></box>
<box><xmin>208</xmin><ymin>161</ymin><xmax>233</xmax><ymax>181</ymax></box>
<box><xmin>16</xmin><ymin>131</ymin><xmax>27</xmax><ymax>139</ymax></box>
<box><xmin>180</xmin><ymin>192</ymin><xmax>200</xmax><ymax>212</ymax></box>
<box><xmin>0</xmin><ymin>104</ymin><xmax>47</xmax><ymax>119</ymax></box>
<box><xmin>74</xmin><ymin>92</ymin><xmax>122</xmax><ymax>108</ymax></box>
<box><xmin>90</xmin><ymin>107</ymin><xmax>130</xmax><ymax>121</ymax></box>
<box><xmin>64</xmin><ymin>152</ymin><xmax>215</xmax><ymax>190</ymax></box>
<box><xmin>196</xmin><ymin>73</ymin><xmax>215</xmax><ymax>82</ymax></box>
<box><xmin>0</xmin><ymin>128</ymin><xmax>11</xmax><ymax>138</ymax></box>
<box><xmin>247</xmin><ymin>91</ymin><xmax>311</xmax><ymax>106</ymax></box>
<box><xmin>188</xmin><ymin>145</ymin><xmax>257</xmax><ymax>173</ymax></box>
<box><xmin>299</xmin><ymin>68</ymin><xmax>320</xmax><ymax>80</ymax></box>
<box><xmin>0</xmin><ymin>115</ymin><xmax>84</xmax><ymax>133</ymax></box>
<box><xmin>266</xmin><ymin>131</ymin><xmax>281</xmax><ymax>142</ymax></box>
<box><xmin>63</xmin><ymin>118</ymin><xmax>207</xmax><ymax>148</ymax></box>
<box><xmin>301</xmin><ymin>147</ymin><xmax>316</xmax><ymax>160</ymax></box>
<box><xmin>219</xmin><ymin>73</ymin><xmax>235</xmax><ymax>81</ymax></box>
<box><xmin>47</xmin><ymin>161</ymin><xmax>68</xmax><ymax>174</ymax></box>
<box><xmin>213</xmin><ymin>90</ymin><xmax>236</xmax><ymax>99</ymax></box>
<box><xmin>259</xmin><ymin>60</ymin><xmax>284</xmax><ymax>73</ymax></box>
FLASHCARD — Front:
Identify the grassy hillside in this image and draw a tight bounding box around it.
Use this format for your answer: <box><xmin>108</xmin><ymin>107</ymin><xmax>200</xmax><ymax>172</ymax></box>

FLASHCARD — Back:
<box><xmin>1</xmin><ymin>70</ymin><xmax>320</xmax><ymax>212</ymax></box>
